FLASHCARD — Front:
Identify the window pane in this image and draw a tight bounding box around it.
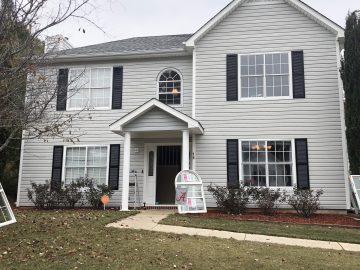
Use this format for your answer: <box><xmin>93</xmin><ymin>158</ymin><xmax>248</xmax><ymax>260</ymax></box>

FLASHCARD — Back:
<box><xmin>266</xmin><ymin>140</ymin><xmax>293</xmax><ymax>187</ymax></box>
<box><xmin>68</xmin><ymin>88</ymin><xmax>89</xmax><ymax>108</ymax></box>
<box><xmin>0</xmin><ymin>189</ymin><xmax>14</xmax><ymax>225</ymax></box>
<box><xmin>158</xmin><ymin>69</ymin><xmax>182</xmax><ymax>105</ymax></box>
<box><xmin>65</xmin><ymin>167</ymin><xmax>85</xmax><ymax>183</ymax></box>
<box><xmin>148</xmin><ymin>151</ymin><xmax>154</xmax><ymax>176</ymax></box>
<box><xmin>87</xmin><ymin>167</ymin><xmax>107</xmax><ymax>185</ymax></box>
<box><xmin>69</xmin><ymin>69</ymin><xmax>90</xmax><ymax>89</ymax></box>
<box><xmin>91</xmin><ymin>68</ymin><xmax>111</xmax><ymax>88</ymax></box>
<box><xmin>90</xmin><ymin>88</ymin><xmax>111</xmax><ymax>108</ymax></box>
<box><xmin>66</xmin><ymin>147</ymin><xmax>86</xmax><ymax>167</ymax></box>
<box><xmin>269</xmin><ymin>176</ymin><xmax>277</xmax><ymax>187</ymax></box>
<box><xmin>87</xmin><ymin>147</ymin><xmax>107</xmax><ymax>166</ymax></box>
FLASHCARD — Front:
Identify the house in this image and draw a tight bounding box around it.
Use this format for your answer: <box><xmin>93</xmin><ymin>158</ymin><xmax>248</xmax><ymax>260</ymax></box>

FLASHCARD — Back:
<box><xmin>16</xmin><ymin>0</ymin><xmax>349</xmax><ymax>211</ymax></box>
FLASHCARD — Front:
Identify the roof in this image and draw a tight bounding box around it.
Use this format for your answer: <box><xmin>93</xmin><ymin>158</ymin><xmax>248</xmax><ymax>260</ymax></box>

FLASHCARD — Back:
<box><xmin>185</xmin><ymin>0</ymin><xmax>344</xmax><ymax>47</ymax></box>
<box><xmin>59</xmin><ymin>34</ymin><xmax>192</xmax><ymax>57</ymax></box>
<box><xmin>109</xmin><ymin>99</ymin><xmax>204</xmax><ymax>135</ymax></box>
<box><xmin>54</xmin><ymin>0</ymin><xmax>344</xmax><ymax>61</ymax></box>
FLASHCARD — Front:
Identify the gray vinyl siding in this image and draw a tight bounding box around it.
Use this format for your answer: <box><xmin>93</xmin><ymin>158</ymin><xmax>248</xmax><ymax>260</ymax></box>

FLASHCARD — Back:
<box><xmin>194</xmin><ymin>1</ymin><xmax>346</xmax><ymax>209</ymax></box>
<box><xmin>123</xmin><ymin>108</ymin><xmax>187</xmax><ymax>132</ymax></box>
<box><xmin>18</xmin><ymin>1</ymin><xmax>347</xmax><ymax>210</ymax></box>
<box><xmin>17</xmin><ymin>56</ymin><xmax>192</xmax><ymax>206</ymax></box>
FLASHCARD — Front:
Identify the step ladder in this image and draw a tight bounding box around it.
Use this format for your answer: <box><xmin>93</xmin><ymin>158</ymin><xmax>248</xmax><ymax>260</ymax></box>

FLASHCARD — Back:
<box><xmin>129</xmin><ymin>171</ymin><xmax>140</xmax><ymax>209</ymax></box>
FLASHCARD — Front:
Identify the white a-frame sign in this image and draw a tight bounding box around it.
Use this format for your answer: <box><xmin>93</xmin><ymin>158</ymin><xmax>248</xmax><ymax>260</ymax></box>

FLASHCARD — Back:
<box><xmin>0</xmin><ymin>182</ymin><xmax>16</xmax><ymax>227</ymax></box>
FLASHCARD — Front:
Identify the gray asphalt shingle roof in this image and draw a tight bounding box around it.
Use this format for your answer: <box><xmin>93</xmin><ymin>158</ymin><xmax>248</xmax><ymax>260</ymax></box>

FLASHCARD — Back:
<box><xmin>60</xmin><ymin>34</ymin><xmax>192</xmax><ymax>56</ymax></box>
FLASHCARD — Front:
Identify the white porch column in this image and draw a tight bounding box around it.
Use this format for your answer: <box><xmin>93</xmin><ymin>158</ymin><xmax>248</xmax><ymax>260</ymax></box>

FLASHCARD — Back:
<box><xmin>121</xmin><ymin>132</ymin><xmax>131</xmax><ymax>211</ymax></box>
<box><xmin>182</xmin><ymin>130</ymin><xmax>190</xmax><ymax>170</ymax></box>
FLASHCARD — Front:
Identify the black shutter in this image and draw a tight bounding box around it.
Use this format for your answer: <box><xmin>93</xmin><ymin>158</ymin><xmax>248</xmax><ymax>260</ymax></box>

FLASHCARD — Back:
<box><xmin>108</xmin><ymin>144</ymin><xmax>121</xmax><ymax>190</ymax></box>
<box><xmin>295</xmin><ymin>139</ymin><xmax>310</xmax><ymax>189</ymax></box>
<box><xmin>227</xmin><ymin>139</ymin><xmax>239</xmax><ymax>188</ymax></box>
<box><xmin>226</xmin><ymin>54</ymin><xmax>238</xmax><ymax>101</ymax></box>
<box><xmin>51</xmin><ymin>146</ymin><xmax>64</xmax><ymax>189</ymax></box>
<box><xmin>112</xmin><ymin>67</ymin><xmax>123</xmax><ymax>109</ymax></box>
<box><xmin>56</xmin><ymin>69</ymin><xmax>69</xmax><ymax>111</ymax></box>
<box><xmin>292</xmin><ymin>51</ymin><xmax>305</xmax><ymax>99</ymax></box>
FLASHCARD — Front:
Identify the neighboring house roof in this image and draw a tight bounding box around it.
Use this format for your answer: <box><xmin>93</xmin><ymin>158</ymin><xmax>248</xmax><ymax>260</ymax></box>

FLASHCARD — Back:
<box><xmin>185</xmin><ymin>0</ymin><xmax>345</xmax><ymax>47</ymax></box>
<box><xmin>56</xmin><ymin>34</ymin><xmax>192</xmax><ymax>60</ymax></box>
<box><xmin>109</xmin><ymin>99</ymin><xmax>204</xmax><ymax>135</ymax></box>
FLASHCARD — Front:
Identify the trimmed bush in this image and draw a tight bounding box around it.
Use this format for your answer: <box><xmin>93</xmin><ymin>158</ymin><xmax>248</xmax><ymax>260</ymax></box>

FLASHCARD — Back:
<box><xmin>251</xmin><ymin>187</ymin><xmax>283</xmax><ymax>215</ymax></box>
<box><xmin>62</xmin><ymin>178</ymin><xmax>87</xmax><ymax>208</ymax></box>
<box><xmin>208</xmin><ymin>184</ymin><xmax>252</xmax><ymax>214</ymax></box>
<box><xmin>286</xmin><ymin>187</ymin><xmax>323</xmax><ymax>218</ymax></box>
<box><xmin>27</xmin><ymin>177</ymin><xmax>113</xmax><ymax>209</ymax></box>
<box><xmin>27</xmin><ymin>181</ymin><xmax>60</xmax><ymax>209</ymax></box>
<box><xmin>84</xmin><ymin>178</ymin><xmax>114</xmax><ymax>208</ymax></box>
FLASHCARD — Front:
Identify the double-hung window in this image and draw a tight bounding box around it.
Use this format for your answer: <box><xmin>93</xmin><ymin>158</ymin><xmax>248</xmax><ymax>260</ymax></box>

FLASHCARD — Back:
<box><xmin>64</xmin><ymin>146</ymin><xmax>109</xmax><ymax>185</ymax></box>
<box><xmin>240</xmin><ymin>53</ymin><xmax>291</xmax><ymax>99</ymax></box>
<box><xmin>241</xmin><ymin>140</ymin><xmax>294</xmax><ymax>188</ymax></box>
<box><xmin>68</xmin><ymin>67</ymin><xmax>112</xmax><ymax>110</ymax></box>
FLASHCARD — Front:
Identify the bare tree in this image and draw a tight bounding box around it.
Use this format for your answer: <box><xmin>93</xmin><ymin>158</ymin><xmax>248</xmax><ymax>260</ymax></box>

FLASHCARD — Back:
<box><xmin>0</xmin><ymin>0</ymin><xmax>99</xmax><ymax>153</ymax></box>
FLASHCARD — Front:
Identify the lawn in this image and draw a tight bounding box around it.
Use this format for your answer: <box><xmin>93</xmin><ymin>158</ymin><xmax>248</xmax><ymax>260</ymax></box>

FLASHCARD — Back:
<box><xmin>0</xmin><ymin>210</ymin><xmax>359</xmax><ymax>270</ymax></box>
<box><xmin>160</xmin><ymin>214</ymin><xmax>360</xmax><ymax>244</ymax></box>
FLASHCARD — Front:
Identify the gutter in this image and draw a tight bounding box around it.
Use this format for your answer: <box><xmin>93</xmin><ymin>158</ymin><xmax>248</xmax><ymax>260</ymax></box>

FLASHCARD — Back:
<box><xmin>47</xmin><ymin>49</ymin><xmax>192</xmax><ymax>64</ymax></box>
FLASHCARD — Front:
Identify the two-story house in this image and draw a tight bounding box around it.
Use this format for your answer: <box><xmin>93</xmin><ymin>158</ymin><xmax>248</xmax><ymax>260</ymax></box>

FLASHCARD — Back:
<box><xmin>17</xmin><ymin>0</ymin><xmax>349</xmax><ymax>211</ymax></box>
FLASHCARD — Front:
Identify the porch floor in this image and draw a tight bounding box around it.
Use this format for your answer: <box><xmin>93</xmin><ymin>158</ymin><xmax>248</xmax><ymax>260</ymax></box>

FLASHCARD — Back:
<box><xmin>107</xmin><ymin>210</ymin><xmax>360</xmax><ymax>252</ymax></box>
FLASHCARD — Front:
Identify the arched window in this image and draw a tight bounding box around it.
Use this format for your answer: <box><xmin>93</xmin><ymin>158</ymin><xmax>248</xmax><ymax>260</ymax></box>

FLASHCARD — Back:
<box><xmin>158</xmin><ymin>69</ymin><xmax>182</xmax><ymax>105</ymax></box>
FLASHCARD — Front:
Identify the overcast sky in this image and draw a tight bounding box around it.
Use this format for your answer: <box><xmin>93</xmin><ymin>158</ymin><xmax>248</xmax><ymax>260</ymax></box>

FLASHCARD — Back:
<box><xmin>44</xmin><ymin>0</ymin><xmax>359</xmax><ymax>48</ymax></box>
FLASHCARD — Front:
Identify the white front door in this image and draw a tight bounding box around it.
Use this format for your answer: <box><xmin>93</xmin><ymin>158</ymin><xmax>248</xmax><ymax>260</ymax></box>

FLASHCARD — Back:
<box><xmin>143</xmin><ymin>144</ymin><xmax>157</xmax><ymax>205</ymax></box>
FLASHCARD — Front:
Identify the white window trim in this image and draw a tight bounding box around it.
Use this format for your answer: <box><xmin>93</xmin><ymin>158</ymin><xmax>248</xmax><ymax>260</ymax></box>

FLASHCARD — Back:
<box><xmin>0</xmin><ymin>183</ymin><xmax>16</xmax><ymax>227</ymax></box>
<box><xmin>238</xmin><ymin>52</ymin><xmax>293</xmax><ymax>101</ymax></box>
<box><xmin>238</xmin><ymin>139</ymin><xmax>297</xmax><ymax>190</ymax></box>
<box><xmin>156</xmin><ymin>67</ymin><xmax>184</xmax><ymax>107</ymax></box>
<box><xmin>66</xmin><ymin>67</ymin><xmax>113</xmax><ymax>111</ymax></box>
<box><xmin>61</xmin><ymin>145</ymin><xmax>110</xmax><ymax>186</ymax></box>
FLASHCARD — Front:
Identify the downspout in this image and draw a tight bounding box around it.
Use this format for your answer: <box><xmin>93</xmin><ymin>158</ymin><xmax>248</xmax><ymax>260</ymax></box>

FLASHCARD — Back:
<box><xmin>16</xmin><ymin>132</ymin><xmax>25</xmax><ymax>207</ymax></box>
<box><xmin>335</xmin><ymin>35</ymin><xmax>351</xmax><ymax>210</ymax></box>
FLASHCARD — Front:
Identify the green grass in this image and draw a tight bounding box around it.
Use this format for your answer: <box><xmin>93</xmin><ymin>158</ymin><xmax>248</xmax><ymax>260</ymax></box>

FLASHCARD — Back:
<box><xmin>160</xmin><ymin>214</ymin><xmax>360</xmax><ymax>244</ymax></box>
<box><xmin>0</xmin><ymin>210</ymin><xmax>359</xmax><ymax>270</ymax></box>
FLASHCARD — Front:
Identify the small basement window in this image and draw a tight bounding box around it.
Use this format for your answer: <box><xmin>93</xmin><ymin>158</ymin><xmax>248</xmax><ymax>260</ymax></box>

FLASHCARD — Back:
<box><xmin>158</xmin><ymin>69</ymin><xmax>182</xmax><ymax>105</ymax></box>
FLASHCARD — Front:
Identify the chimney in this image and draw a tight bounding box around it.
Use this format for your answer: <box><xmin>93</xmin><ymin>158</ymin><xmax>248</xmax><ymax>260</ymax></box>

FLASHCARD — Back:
<box><xmin>44</xmin><ymin>35</ymin><xmax>73</xmax><ymax>53</ymax></box>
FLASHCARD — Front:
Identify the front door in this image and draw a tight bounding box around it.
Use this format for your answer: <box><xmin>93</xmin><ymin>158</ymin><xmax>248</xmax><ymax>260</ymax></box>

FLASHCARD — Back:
<box><xmin>143</xmin><ymin>145</ymin><xmax>157</xmax><ymax>205</ymax></box>
<box><xmin>156</xmin><ymin>146</ymin><xmax>182</xmax><ymax>205</ymax></box>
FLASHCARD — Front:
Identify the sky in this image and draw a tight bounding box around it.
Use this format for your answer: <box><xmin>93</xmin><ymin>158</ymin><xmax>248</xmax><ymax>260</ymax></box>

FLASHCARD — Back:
<box><xmin>44</xmin><ymin>0</ymin><xmax>359</xmax><ymax>48</ymax></box>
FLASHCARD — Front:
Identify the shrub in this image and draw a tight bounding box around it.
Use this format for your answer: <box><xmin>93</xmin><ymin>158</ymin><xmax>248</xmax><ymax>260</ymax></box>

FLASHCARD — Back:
<box><xmin>84</xmin><ymin>178</ymin><xmax>114</xmax><ymax>208</ymax></box>
<box><xmin>286</xmin><ymin>187</ymin><xmax>324</xmax><ymax>218</ymax></box>
<box><xmin>62</xmin><ymin>178</ymin><xmax>87</xmax><ymax>208</ymax></box>
<box><xmin>251</xmin><ymin>187</ymin><xmax>283</xmax><ymax>215</ymax></box>
<box><xmin>208</xmin><ymin>184</ymin><xmax>251</xmax><ymax>214</ymax></box>
<box><xmin>27</xmin><ymin>181</ymin><xmax>60</xmax><ymax>209</ymax></box>
<box><xmin>27</xmin><ymin>177</ymin><xmax>113</xmax><ymax>209</ymax></box>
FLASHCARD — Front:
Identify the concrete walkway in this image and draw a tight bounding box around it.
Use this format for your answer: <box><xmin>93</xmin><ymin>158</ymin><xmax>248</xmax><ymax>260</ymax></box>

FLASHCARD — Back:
<box><xmin>107</xmin><ymin>210</ymin><xmax>360</xmax><ymax>252</ymax></box>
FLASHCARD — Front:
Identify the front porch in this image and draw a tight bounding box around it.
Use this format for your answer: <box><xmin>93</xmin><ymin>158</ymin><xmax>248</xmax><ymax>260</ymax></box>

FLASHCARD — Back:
<box><xmin>109</xmin><ymin>99</ymin><xmax>204</xmax><ymax>210</ymax></box>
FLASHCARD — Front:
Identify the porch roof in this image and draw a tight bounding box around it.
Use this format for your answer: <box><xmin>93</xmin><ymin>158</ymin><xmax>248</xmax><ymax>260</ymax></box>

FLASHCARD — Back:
<box><xmin>109</xmin><ymin>99</ymin><xmax>204</xmax><ymax>136</ymax></box>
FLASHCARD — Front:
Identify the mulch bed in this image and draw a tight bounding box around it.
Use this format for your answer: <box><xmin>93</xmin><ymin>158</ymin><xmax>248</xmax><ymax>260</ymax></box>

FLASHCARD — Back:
<box><xmin>193</xmin><ymin>212</ymin><xmax>360</xmax><ymax>227</ymax></box>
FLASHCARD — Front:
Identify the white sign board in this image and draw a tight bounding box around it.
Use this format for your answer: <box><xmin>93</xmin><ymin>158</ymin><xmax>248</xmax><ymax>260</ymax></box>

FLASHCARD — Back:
<box><xmin>0</xmin><ymin>183</ymin><xmax>16</xmax><ymax>227</ymax></box>
<box><xmin>349</xmin><ymin>175</ymin><xmax>360</xmax><ymax>214</ymax></box>
<box><xmin>175</xmin><ymin>170</ymin><xmax>207</xmax><ymax>214</ymax></box>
